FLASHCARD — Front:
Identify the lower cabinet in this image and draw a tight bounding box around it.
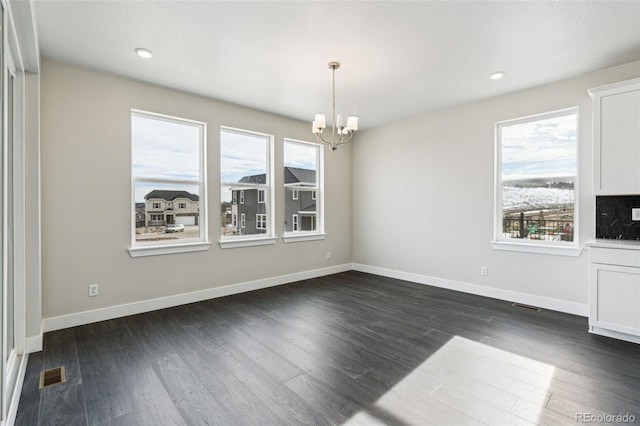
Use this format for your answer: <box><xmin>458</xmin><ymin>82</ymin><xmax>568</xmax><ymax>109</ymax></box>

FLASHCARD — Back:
<box><xmin>589</xmin><ymin>246</ymin><xmax>640</xmax><ymax>344</ymax></box>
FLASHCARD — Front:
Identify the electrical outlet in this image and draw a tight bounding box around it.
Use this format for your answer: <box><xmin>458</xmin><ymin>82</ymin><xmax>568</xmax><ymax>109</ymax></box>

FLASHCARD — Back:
<box><xmin>480</xmin><ymin>266</ymin><xmax>488</xmax><ymax>276</ymax></box>
<box><xmin>326</xmin><ymin>251</ymin><xmax>332</xmax><ymax>259</ymax></box>
<box><xmin>88</xmin><ymin>284</ymin><xmax>99</xmax><ymax>297</ymax></box>
<box><xmin>632</xmin><ymin>208</ymin><xmax>640</xmax><ymax>221</ymax></box>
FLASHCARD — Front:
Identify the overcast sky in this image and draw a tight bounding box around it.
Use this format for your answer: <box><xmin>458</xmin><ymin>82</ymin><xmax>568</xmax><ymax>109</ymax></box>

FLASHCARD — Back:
<box><xmin>501</xmin><ymin>113</ymin><xmax>577</xmax><ymax>181</ymax></box>
<box><xmin>132</xmin><ymin>114</ymin><xmax>201</xmax><ymax>202</ymax></box>
<box><xmin>284</xmin><ymin>141</ymin><xmax>317</xmax><ymax>171</ymax></box>
<box><xmin>220</xmin><ymin>130</ymin><xmax>268</xmax><ymax>183</ymax></box>
<box><xmin>133</xmin><ymin>115</ymin><xmax>318</xmax><ymax>203</ymax></box>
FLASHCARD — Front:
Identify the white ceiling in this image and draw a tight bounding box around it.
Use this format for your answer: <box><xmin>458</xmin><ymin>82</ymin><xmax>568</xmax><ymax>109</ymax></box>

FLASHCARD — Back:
<box><xmin>33</xmin><ymin>1</ymin><xmax>640</xmax><ymax>129</ymax></box>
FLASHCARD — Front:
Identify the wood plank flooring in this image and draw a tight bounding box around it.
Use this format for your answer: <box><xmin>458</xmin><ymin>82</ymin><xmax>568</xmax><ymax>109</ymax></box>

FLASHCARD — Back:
<box><xmin>15</xmin><ymin>271</ymin><xmax>640</xmax><ymax>425</ymax></box>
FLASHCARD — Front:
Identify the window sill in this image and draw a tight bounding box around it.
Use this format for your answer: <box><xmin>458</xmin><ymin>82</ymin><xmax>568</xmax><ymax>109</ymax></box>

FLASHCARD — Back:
<box><xmin>283</xmin><ymin>232</ymin><xmax>327</xmax><ymax>243</ymax></box>
<box><xmin>219</xmin><ymin>236</ymin><xmax>277</xmax><ymax>249</ymax></box>
<box><xmin>129</xmin><ymin>241</ymin><xmax>212</xmax><ymax>257</ymax></box>
<box><xmin>491</xmin><ymin>240</ymin><xmax>583</xmax><ymax>257</ymax></box>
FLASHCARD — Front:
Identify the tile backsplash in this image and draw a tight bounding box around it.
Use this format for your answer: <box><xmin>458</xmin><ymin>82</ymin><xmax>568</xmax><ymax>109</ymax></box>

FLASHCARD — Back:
<box><xmin>596</xmin><ymin>195</ymin><xmax>640</xmax><ymax>240</ymax></box>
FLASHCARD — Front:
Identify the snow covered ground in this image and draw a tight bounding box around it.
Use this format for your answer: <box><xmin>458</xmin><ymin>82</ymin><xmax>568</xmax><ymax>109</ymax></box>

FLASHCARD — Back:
<box><xmin>502</xmin><ymin>186</ymin><xmax>574</xmax><ymax>212</ymax></box>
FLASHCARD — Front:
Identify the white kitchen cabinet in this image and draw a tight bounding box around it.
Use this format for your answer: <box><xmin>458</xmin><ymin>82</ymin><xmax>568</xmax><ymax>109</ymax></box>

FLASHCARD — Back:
<box><xmin>589</xmin><ymin>78</ymin><xmax>640</xmax><ymax>195</ymax></box>
<box><xmin>588</xmin><ymin>241</ymin><xmax>640</xmax><ymax>344</ymax></box>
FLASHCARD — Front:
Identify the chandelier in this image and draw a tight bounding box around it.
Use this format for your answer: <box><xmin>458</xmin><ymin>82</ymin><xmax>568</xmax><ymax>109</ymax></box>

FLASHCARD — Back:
<box><xmin>312</xmin><ymin>61</ymin><xmax>359</xmax><ymax>151</ymax></box>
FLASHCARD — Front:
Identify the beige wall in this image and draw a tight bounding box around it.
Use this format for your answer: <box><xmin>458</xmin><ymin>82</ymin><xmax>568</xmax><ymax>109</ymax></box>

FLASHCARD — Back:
<box><xmin>352</xmin><ymin>61</ymin><xmax>640</xmax><ymax>308</ymax></box>
<box><xmin>40</xmin><ymin>57</ymin><xmax>640</xmax><ymax>330</ymax></box>
<box><xmin>40</xmin><ymin>60</ymin><xmax>352</xmax><ymax>320</ymax></box>
<box><xmin>25</xmin><ymin>71</ymin><xmax>42</xmax><ymax>341</ymax></box>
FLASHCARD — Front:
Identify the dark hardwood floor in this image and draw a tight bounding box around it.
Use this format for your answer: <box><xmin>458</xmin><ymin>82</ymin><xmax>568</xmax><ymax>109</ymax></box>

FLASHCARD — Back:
<box><xmin>16</xmin><ymin>271</ymin><xmax>640</xmax><ymax>425</ymax></box>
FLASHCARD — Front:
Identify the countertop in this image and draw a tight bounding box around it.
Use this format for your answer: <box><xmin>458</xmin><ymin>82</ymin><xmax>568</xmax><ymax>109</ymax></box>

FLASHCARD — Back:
<box><xmin>586</xmin><ymin>239</ymin><xmax>640</xmax><ymax>250</ymax></box>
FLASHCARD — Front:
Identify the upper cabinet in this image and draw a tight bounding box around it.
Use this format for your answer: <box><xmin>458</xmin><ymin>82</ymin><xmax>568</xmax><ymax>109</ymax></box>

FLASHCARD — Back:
<box><xmin>589</xmin><ymin>78</ymin><xmax>640</xmax><ymax>195</ymax></box>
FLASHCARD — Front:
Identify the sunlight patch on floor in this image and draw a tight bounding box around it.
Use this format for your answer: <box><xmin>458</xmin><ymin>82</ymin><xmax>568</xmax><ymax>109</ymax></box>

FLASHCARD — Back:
<box><xmin>342</xmin><ymin>336</ymin><xmax>556</xmax><ymax>425</ymax></box>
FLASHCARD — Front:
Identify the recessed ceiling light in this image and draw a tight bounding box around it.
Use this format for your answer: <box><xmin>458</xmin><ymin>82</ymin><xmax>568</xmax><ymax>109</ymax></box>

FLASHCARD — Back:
<box><xmin>490</xmin><ymin>71</ymin><xmax>505</xmax><ymax>80</ymax></box>
<box><xmin>135</xmin><ymin>48</ymin><xmax>153</xmax><ymax>59</ymax></box>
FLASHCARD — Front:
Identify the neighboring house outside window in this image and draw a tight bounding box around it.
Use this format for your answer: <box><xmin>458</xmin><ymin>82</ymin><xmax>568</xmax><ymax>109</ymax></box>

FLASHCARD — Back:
<box><xmin>283</xmin><ymin>139</ymin><xmax>323</xmax><ymax>240</ymax></box>
<box><xmin>144</xmin><ymin>190</ymin><xmax>199</xmax><ymax>227</ymax></box>
<box><xmin>220</xmin><ymin>127</ymin><xmax>274</xmax><ymax>246</ymax></box>
<box><xmin>131</xmin><ymin>110</ymin><xmax>209</xmax><ymax>256</ymax></box>
<box><xmin>494</xmin><ymin>107</ymin><xmax>578</xmax><ymax>253</ymax></box>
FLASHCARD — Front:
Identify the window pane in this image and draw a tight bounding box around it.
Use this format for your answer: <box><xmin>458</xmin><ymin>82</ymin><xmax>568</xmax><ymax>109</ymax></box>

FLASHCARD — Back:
<box><xmin>220</xmin><ymin>130</ymin><xmax>267</xmax><ymax>183</ymax></box>
<box><xmin>501</xmin><ymin>180</ymin><xmax>575</xmax><ymax>241</ymax></box>
<box><xmin>134</xmin><ymin>182</ymin><xmax>200</xmax><ymax>243</ymax></box>
<box><xmin>284</xmin><ymin>142</ymin><xmax>317</xmax><ymax>182</ymax></box>
<box><xmin>220</xmin><ymin>129</ymin><xmax>270</xmax><ymax>239</ymax></box>
<box><xmin>500</xmin><ymin>111</ymin><xmax>577</xmax><ymax>242</ymax></box>
<box><xmin>284</xmin><ymin>141</ymin><xmax>319</xmax><ymax>233</ymax></box>
<box><xmin>132</xmin><ymin>111</ymin><xmax>205</xmax><ymax>249</ymax></box>
<box><xmin>501</xmin><ymin>114</ymin><xmax>577</xmax><ymax>180</ymax></box>
<box><xmin>132</xmin><ymin>114</ymin><xmax>200</xmax><ymax>181</ymax></box>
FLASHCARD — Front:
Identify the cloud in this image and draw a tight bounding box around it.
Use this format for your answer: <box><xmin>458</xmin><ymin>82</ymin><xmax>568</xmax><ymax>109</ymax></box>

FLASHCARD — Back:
<box><xmin>132</xmin><ymin>115</ymin><xmax>201</xmax><ymax>181</ymax></box>
<box><xmin>220</xmin><ymin>130</ymin><xmax>268</xmax><ymax>183</ymax></box>
<box><xmin>501</xmin><ymin>113</ymin><xmax>577</xmax><ymax>180</ymax></box>
<box><xmin>284</xmin><ymin>141</ymin><xmax>317</xmax><ymax>170</ymax></box>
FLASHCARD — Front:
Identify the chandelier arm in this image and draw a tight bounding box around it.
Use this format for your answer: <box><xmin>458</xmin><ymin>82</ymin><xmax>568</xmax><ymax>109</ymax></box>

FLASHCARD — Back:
<box><xmin>315</xmin><ymin>132</ymin><xmax>334</xmax><ymax>145</ymax></box>
<box><xmin>331</xmin><ymin>132</ymin><xmax>352</xmax><ymax>146</ymax></box>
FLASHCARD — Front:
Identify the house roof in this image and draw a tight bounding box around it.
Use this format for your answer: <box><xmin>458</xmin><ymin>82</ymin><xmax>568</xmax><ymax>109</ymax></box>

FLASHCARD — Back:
<box><xmin>284</xmin><ymin>167</ymin><xmax>316</xmax><ymax>185</ymax></box>
<box><xmin>236</xmin><ymin>167</ymin><xmax>316</xmax><ymax>185</ymax></box>
<box><xmin>145</xmin><ymin>190</ymin><xmax>199</xmax><ymax>202</ymax></box>
<box><xmin>238</xmin><ymin>174</ymin><xmax>267</xmax><ymax>184</ymax></box>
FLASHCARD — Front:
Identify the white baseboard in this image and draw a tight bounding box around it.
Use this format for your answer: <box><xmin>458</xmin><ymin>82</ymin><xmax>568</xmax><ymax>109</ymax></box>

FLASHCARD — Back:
<box><xmin>589</xmin><ymin>326</ymin><xmax>640</xmax><ymax>344</ymax></box>
<box><xmin>25</xmin><ymin>334</ymin><xmax>42</xmax><ymax>353</ymax></box>
<box><xmin>6</xmin><ymin>354</ymin><xmax>28</xmax><ymax>426</ymax></box>
<box><xmin>42</xmin><ymin>263</ymin><xmax>352</xmax><ymax>333</ymax></box>
<box><xmin>353</xmin><ymin>263</ymin><xmax>589</xmax><ymax>317</ymax></box>
<box><xmin>40</xmin><ymin>261</ymin><xmax>588</xmax><ymax>338</ymax></box>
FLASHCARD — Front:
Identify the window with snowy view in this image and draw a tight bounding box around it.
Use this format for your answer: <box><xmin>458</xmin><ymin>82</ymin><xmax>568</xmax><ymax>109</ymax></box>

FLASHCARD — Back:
<box><xmin>496</xmin><ymin>108</ymin><xmax>578</xmax><ymax>244</ymax></box>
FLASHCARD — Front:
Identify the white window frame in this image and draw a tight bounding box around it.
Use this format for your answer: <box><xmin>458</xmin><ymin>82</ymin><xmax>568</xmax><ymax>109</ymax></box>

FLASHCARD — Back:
<box><xmin>256</xmin><ymin>214</ymin><xmax>267</xmax><ymax>230</ymax></box>
<box><xmin>240</xmin><ymin>213</ymin><xmax>246</xmax><ymax>229</ymax></box>
<box><xmin>292</xmin><ymin>214</ymin><xmax>299</xmax><ymax>231</ymax></box>
<box><xmin>219</xmin><ymin>126</ymin><xmax>276</xmax><ymax>248</ymax></box>
<box><xmin>312</xmin><ymin>190</ymin><xmax>317</xmax><ymax>201</ymax></box>
<box><xmin>3</xmin><ymin>22</ymin><xmax>28</xmax><ymax>420</ymax></box>
<box><xmin>232</xmin><ymin>191</ymin><xmax>237</xmax><ymax>204</ymax></box>
<box><xmin>283</xmin><ymin>138</ymin><xmax>326</xmax><ymax>243</ymax></box>
<box><xmin>179</xmin><ymin>202</ymin><xmax>186</xmax><ymax>209</ymax></box>
<box><xmin>292</xmin><ymin>189</ymin><xmax>298</xmax><ymax>200</ymax></box>
<box><xmin>129</xmin><ymin>110</ymin><xmax>210</xmax><ymax>257</ymax></box>
<box><xmin>258</xmin><ymin>189</ymin><xmax>265</xmax><ymax>204</ymax></box>
<box><xmin>492</xmin><ymin>107</ymin><xmax>581</xmax><ymax>257</ymax></box>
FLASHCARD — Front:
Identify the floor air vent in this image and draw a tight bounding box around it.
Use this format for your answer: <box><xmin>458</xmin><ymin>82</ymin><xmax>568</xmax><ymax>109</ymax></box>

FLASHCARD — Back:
<box><xmin>39</xmin><ymin>366</ymin><xmax>66</xmax><ymax>389</ymax></box>
<box><xmin>511</xmin><ymin>303</ymin><xmax>542</xmax><ymax>313</ymax></box>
